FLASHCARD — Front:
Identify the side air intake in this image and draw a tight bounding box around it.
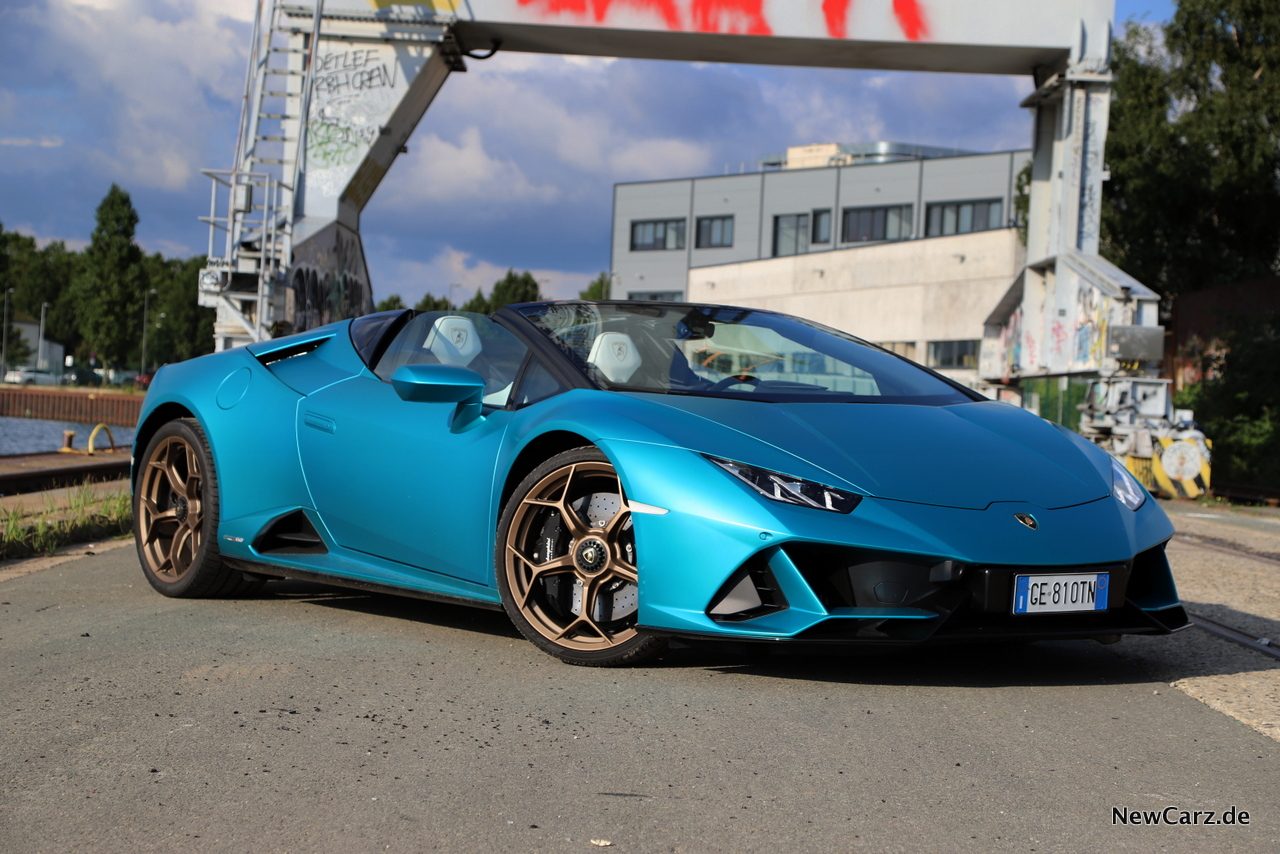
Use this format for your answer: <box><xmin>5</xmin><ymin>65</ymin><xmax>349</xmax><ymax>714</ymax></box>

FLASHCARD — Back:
<box><xmin>253</xmin><ymin>510</ymin><xmax>327</xmax><ymax>555</ymax></box>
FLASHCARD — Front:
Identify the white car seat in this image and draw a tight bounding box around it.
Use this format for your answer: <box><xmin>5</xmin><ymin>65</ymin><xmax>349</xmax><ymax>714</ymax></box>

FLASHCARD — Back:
<box><xmin>424</xmin><ymin>316</ymin><xmax>481</xmax><ymax>367</ymax></box>
<box><xmin>587</xmin><ymin>331</ymin><xmax>642</xmax><ymax>384</ymax></box>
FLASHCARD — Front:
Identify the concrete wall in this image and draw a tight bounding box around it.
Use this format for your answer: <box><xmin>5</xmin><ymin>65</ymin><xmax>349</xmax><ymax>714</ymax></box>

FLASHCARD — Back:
<box><xmin>686</xmin><ymin>228</ymin><xmax>1026</xmax><ymax>390</ymax></box>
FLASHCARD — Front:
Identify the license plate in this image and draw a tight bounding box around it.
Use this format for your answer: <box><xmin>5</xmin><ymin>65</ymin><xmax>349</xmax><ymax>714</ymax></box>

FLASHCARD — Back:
<box><xmin>1013</xmin><ymin>573</ymin><xmax>1108</xmax><ymax>614</ymax></box>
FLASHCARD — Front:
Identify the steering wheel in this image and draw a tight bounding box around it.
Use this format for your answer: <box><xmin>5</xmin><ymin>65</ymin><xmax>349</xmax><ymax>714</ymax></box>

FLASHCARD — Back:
<box><xmin>708</xmin><ymin>375</ymin><xmax>759</xmax><ymax>392</ymax></box>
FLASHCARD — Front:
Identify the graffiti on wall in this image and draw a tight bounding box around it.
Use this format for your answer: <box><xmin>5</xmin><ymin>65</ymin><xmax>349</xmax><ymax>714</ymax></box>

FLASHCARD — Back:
<box><xmin>515</xmin><ymin>0</ymin><xmax>930</xmax><ymax>41</ymax></box>
<box><xmin>306</xmin><ymin>45</ymin><xmax>407</xmax><ymax>198</ymax></box>
<box><xmin>287</xmin><ymin>222</ymin><xmax>375</xmax><ymax>333</ymax></box>
<box><xmin>1071</xmin><ymin>282</ymin><xmax>1109</xmax><ymax>370</ymax></box>
<box><xmin>999</xmin><ymin>305</ymin><xmax>1022</xmax><ymax>378</ymax></box>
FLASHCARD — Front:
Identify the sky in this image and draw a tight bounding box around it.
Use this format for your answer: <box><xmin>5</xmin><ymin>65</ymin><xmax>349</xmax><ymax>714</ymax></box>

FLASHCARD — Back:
<box><xmin>0</xmin><ymin>0</ymin><xmax>1176</xmax><ymax>307</ymax></box>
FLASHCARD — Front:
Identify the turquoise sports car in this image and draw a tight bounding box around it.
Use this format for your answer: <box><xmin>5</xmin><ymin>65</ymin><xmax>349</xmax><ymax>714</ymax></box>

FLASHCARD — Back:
<box><xmin>131</xmin><ymin>301</ymin><xmax>1189</xmax><ymax>665</ymax></box>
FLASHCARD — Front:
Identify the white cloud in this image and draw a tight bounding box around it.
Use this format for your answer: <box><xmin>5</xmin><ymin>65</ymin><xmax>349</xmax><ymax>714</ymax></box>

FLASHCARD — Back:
<box><xmin>13</xmin><ymin>225</ymin><xmax>90</xmax><ymax>252</ymax></box>
<box><xmin>0</xmin><ymin>136</ymin><xmax>64</xmax><ymax>148</ymax></box>
<box><xmin>29</xmin><ymin>0</ymin><xmax>255</xmax><ymax>190</ymax></box>
<box><xmin>145</xmin><ymin>237</ymin><xmax>195</xmax><ymax>257</ymax></box>
<box><xmin>380</xmin><ymin>126</ymin><xmax>561</xmax><ymax>210</ymax></box>
<box><xmin>374</xmin><ymin>246</ymin><xmax>594</xmax><ymax>306</ymax></box>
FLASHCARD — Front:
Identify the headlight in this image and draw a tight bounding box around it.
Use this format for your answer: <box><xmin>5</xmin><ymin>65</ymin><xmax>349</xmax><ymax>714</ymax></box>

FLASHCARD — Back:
<box><xmin>705</xmin><ymin>455</ymin><xmax>862</xmax><ymax>514</ymax></box>
<box><xmin>1110</xmin><ymin>456</ymin><xmax>1146</xmax><ymax>511</ymax></box>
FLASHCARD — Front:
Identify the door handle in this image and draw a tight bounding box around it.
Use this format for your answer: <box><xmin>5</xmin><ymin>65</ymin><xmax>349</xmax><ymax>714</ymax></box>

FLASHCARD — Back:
<box><xmin>303</xmin><ymin>412</ymin><xmax>337</xmax><ymax>434</ymax></box>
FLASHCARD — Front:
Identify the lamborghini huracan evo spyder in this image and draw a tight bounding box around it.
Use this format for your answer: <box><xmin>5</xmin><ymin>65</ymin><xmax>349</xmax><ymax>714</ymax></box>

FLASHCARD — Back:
<box><xmin>131</xmin><ymin>301</ymin><xmax>1189</xmax><ymax>665</ymax></box>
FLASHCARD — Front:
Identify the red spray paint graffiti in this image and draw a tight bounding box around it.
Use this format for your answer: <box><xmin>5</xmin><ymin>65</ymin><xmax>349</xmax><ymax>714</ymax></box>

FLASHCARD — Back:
<box><xmin>892</xmin><ymin>0</ymin><xmax>928</xmax><ymax>41</ymax></box>
<box><xmin>518</xmin><ymin>0</ymin><xmax>681</xmax><ymax>30</ymax></box>
<box><xmin>690</xmin><ymin>0</ymin><xmax>771</xmax><ymax>35</ymax></box>
<box><xmin>824</xmin><ymin>0</ymin><xmax>930</xmax><ymax>41</ymax></box>
<box><xmin>821</xmin><ymin>0</ymin><xmax>850</xmax><ymax>38</ymax></box>
<box><xmin>520</xmin><ymin>0</ymin><xmax>928</xmax><ymax>40</ymax></box>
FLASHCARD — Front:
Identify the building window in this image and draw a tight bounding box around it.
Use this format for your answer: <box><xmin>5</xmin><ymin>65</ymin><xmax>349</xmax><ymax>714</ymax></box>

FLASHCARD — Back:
<box><xmin>877</xmin><ymin>341</ymin><xmax>917</xmax><ymax>360</ymax></box>
<box><xmin>925</xmin><ymin>199</ymin><xmax>1003</xmax><ymax>237</ymax></box>
<box><xmin>695</xmin><ymin>215</ymin><xmax>734</xmax><ymax>249</ymax></box>
<box><xmin>630</xmin><ymin>218</ymin><xmax>686</xmax><ymax>251</ymax></box>
<box><xmin>773</xmin><ymin>213</ymin><xmax>810</xmax><ymax>257</ymax></box>
<box><xmin>927</xmin><ymin>340</ymin><xmax>980</xmax><ymax>369</ymax></box>
<box><xmin>841</xmin><ymin>205</ymin><xmax>913</xmax><ymax>243</ymax></box>
<box><xmin>811</xmin><ymin>209</ymin><xmax>832</xmax><ymax>244</ymax></box>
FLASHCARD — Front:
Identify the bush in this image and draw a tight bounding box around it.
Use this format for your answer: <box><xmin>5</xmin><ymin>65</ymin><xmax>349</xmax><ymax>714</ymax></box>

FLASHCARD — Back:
<box><xmin>1178</xmin><ymin>317</ymin><xmax>1280</xmax><ymax>489</ymax></box>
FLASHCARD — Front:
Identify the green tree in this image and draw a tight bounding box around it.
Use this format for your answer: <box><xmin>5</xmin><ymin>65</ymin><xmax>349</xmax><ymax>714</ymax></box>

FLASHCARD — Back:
<box><xmin>72</xmin><ymin>185</ymin><xmax>149</xmax><ymax>368</ymax></box>
<box><xmin>0</xmin><ymin>225</ymin><xmax>33</xmax><ymax>370</ymax></box>
<box><xmin>488</xmin><ymin>269</ymin><xmax>543</xmax><ymax>309</ymax></box>
<box><xmin>1176</xmin><ymin>315</ymin><xmax>1280</xmax><ymax>488</ymax></box>
<box><xmin>579</xmin><ymin>272</ymin><xmax>610</xmax><ymax>300</ymax></box>
<box><xmin>460</xmin><ymin>288</ymin><xmax>490</xmax><ymax>314</ymax></box>
<box><xmin>456</xmin><ymin>270</ymin><xmax>545</xmax><ymax>314</ymax></box>
<box><xmin>375</xmin><ymin>294</ymin><xmax>407</xmax><ymax>312</ymax></box>
<box><xmin>141</xmin><ymin>253</ymin><xmax>215</xmax><ymax>369</ymax></box>
<box><xmin>0</xmin><ymin>222</ymin><xmax>82</xmax><ymax>358</ymax></box>
<box><xmin>1103</xmin><ymin>4</ymin><xmax>1280</xmax><ymax>296</ymax></box>
<box><xmin>413</xmin><ymin>293</ymin><xmax>453</xmax><ymax>311</ymax></box>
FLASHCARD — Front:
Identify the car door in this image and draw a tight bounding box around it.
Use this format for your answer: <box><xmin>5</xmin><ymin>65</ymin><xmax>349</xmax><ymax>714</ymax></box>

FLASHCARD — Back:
<box><xmin>296</xmin><ymin>311</ymin><xmax>529</xmax><ymax>585</ymax></box>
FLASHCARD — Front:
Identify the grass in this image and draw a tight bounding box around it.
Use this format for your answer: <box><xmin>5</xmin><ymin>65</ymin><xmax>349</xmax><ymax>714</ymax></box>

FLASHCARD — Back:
<box><xmin>0</xmin><ymin>480</ymin><xmax>133</xmax><ymax>560</ymax></box>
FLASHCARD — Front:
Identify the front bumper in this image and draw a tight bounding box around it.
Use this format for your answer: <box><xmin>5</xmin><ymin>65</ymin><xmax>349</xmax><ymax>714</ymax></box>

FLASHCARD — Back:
<box><xmin>608</xmin><ymin>442</ymin><xmax>1186</xmax><ymax>644</ymax></box>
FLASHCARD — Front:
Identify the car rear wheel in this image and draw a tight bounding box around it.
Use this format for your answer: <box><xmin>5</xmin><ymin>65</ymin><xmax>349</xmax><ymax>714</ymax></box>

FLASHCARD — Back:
<box><xmin>134</xmin><ymin>418</ymin><xmax>262</xmax><ymax>598</ymax></box>
<box><xmin>497</xmin><ymin>447</ymin><xmax>667</xmax><ymax>666</ymax></box>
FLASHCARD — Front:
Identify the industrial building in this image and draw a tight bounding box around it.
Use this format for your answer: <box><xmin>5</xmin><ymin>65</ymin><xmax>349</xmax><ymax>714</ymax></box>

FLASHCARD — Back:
<box><xmin>3</xmin><ymin>311</ymin><xmax>65</xmax><ymax>382</ymax></box>
<box><xmin>609</xmin><ymin>143</ymin><xmax>1031</xmax><ymax>390</ymax></box>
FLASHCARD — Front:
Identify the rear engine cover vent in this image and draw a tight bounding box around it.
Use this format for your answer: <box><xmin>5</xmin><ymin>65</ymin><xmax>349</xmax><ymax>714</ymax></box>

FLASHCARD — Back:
<box><xmin>254</xmin><ymin>336</ymin><xmax>328</xmax><ymax>366</ymax></box>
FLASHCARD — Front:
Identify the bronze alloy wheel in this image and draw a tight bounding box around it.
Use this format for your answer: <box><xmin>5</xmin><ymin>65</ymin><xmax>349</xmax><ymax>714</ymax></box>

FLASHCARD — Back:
<box><xmin>498</xmin><ymin>447</ymin><xmax>666</xmax><ymax>666</ymax></box>
<box><xmin>137</xmin><ymin>432</ymin><xmax>205</xmax><ymax>582</ymax></box>
<box><xmin>133</xmin><ymin>419</ymin><xmax>261</xmax><ymax>598</ymax></box>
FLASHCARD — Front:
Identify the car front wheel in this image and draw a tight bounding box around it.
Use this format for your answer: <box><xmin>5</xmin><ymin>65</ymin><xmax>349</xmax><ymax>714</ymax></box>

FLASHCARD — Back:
<box><xmin>134</xmin><ymin>418</ymin><xmax>261</xmax><ymax>598</ymax></box>
<box><xmin>496</xmin><ymin>447</ymin><xmax>667</xmax><ymax>666</ymax></box>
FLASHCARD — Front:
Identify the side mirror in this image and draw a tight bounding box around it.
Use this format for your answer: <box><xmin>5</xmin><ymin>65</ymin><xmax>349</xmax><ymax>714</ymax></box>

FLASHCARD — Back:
<box><xmin>390</xmin><ymin>364</ymin><xmax>486</xmax><ymax>431</ymax></box>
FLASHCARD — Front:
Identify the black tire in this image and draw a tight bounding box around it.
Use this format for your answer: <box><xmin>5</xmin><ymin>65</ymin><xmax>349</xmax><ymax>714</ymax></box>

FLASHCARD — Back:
<box><xmin>496</xmin><ymin>447</ymin><xmax>667</xmax><ymax>666</ymax></box>
<box><xmin>133</xmin><ymin>418</ymin><xmax>262</xmax><ymax>598</ymax></box>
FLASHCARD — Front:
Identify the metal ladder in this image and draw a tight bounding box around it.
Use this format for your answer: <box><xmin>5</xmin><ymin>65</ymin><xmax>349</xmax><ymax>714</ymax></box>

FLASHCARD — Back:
<box><xmin>199</xmin><ymin>0</ymin><xmax>324</xmax><ymax>349</ymax></box>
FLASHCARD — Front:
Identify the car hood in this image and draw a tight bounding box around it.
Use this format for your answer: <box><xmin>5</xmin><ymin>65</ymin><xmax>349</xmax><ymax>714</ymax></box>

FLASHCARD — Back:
<box><xmin>639</xmin><ymin>396</ymin><xmax>1110</xmax><ymax>511</ymax></box>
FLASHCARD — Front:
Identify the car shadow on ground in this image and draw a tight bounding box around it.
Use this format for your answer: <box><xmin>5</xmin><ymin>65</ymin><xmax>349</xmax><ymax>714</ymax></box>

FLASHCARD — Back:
<box><xmin>654</xmin><ymin>638</ymin><xmax>1161</xmax><ymax>689</ymax></box>
<box><xmin>245</xmin><ymin>580</ymin><xmax>1276</xmax><ymax>689</ymax></box>
<box><xmin>1109</xmin><ymin>599</ymin><xmax>1280</xmax><ymax>684</ymax></box>
<box><xmin>257</xmin><ymin>578</ymin><xmax>524</xmax><ymax>640</ymax></box>
<box><xmin>1183</xmin><ymin>599</ymin><xmax>1280</xmax><ymax>653</ymax></box>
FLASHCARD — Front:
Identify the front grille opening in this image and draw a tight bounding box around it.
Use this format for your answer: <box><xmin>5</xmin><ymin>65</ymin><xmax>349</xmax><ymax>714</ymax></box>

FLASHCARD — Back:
<box><xmin>707</xmin><ymin>556</ymin><xmax>788</xmax><ymax>622</ymax></box>
<box><xmin>253</xmin><ymin>510</ymin><xmax>328</xmax><ymax>555</ymax></box>
<box><xmin>785</xmin><ymin>544</ymin><xmax>966</xmax><ymax>610</ymax></box>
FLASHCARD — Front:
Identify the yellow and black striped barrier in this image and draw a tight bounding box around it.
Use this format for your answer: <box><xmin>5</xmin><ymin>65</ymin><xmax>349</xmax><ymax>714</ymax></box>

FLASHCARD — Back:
<box><xmin>1125</xmin><ymin>438</ymin><xmax>1212</xmax><ymax>499</ymax></box>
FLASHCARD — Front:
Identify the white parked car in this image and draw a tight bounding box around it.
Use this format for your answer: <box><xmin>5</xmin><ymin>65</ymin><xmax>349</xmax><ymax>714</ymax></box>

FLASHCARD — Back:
<box><xmin>3</xmin><ymin>367</ymin><xmax>59</xmax><ymax>385</ymax></box>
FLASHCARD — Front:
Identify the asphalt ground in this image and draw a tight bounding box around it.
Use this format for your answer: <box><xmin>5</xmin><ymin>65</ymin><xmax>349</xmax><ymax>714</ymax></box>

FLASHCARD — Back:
<box><xmin>0</xmin><ymin>505</ymin><xmax>1277</xmax><ymax>853</ymax></box>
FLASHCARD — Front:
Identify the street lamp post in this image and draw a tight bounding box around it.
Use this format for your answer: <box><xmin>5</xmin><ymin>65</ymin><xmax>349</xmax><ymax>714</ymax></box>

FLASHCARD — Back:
<box><xmin>37</xmin><ymin>302</ymin><xmax>49</xmax><ymax>372</ymax></box>
<box><xmin>1</xmin><ymin>287</ymin><xmax>13</xmax><ymax>378</ymax></box>
<box><xmin>448</xmin><ymin>283</ymin><xmax>463</xmax><ymax>309</ymax></box>
<box><xmin>141</xmin><ymin>288</ymin><xmax>157</xmax><ymax>375</ymax></box>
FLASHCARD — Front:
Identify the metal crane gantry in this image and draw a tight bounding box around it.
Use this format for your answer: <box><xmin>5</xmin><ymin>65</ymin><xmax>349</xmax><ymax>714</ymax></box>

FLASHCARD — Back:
<box><xmin>198</xmin><ymin>0</ymin><xmax>1157</xmax><ymax>403</ymax></box>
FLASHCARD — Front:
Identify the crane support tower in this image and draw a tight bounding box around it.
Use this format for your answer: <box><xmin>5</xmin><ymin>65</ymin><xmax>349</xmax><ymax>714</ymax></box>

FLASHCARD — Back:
<box><xmin>199</xmin><ymin>0</ymin><xmax>1165</xmax><ymax>456</ymax></box>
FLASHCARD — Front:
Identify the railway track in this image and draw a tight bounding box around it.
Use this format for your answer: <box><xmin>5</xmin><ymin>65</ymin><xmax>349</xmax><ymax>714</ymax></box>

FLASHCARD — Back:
<box><xmin>1172</xmin><ymin>532</ymin><xmax>1280</xmax><ymax>661</ymax></box>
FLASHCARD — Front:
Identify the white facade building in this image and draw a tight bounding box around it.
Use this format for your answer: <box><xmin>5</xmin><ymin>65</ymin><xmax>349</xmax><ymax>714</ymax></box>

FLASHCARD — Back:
<box><xmin>610</xmin><ymin>143</ymin><xmax>1032</xmax><ymax>392</ymax></box>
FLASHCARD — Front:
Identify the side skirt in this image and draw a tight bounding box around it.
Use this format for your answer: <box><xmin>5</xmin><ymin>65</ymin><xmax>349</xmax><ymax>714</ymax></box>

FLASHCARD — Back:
<box><xmin>224</xmin><ymin>557</ymin><xmax>505</xmax><ymax>612</ymax></box>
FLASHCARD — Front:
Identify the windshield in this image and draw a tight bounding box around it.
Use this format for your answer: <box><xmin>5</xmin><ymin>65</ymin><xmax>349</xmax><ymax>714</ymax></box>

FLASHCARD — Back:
<box><xmin>517</xmin><ymin>303</ymin><xmax>977</xmax><ymax>405</ymax></box>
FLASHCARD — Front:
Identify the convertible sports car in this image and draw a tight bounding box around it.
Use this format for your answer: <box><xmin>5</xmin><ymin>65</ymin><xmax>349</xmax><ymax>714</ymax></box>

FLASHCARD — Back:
<box><xmin>131</xmin><ymin>301</ymin><xmax>1189</xmax><ymax>665</ymax></box>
